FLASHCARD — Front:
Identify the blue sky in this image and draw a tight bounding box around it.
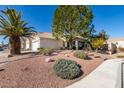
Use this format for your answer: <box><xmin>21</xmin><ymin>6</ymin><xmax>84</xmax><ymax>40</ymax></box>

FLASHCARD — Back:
<box><xmin>0</xmin><ymin>5</ymin><xmax>124</xmax><ymax>44</ymax></box>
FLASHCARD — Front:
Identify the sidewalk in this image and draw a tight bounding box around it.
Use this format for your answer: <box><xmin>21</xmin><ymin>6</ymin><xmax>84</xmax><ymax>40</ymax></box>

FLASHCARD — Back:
<box><xmin>67</xmin><ymin>59</ymin><xmax>123</xmax><ymax>88</ymax></box>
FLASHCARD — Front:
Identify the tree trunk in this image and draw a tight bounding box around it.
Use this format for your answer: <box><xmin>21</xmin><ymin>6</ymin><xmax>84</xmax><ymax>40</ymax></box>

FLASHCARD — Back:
<box><xmin>9</xmin><ymin>36</ymin><xmax>21</xmax><ymax>55</ymax></box>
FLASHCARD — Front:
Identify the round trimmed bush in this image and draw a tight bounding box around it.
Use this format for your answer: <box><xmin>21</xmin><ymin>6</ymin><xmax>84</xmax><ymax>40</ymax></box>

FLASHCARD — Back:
<box><xmin>74</xmin><ymin>51</ymin><xmax>88</xmax><ymax>59</ymax></box>
<box><xmin>53</xmin><ymin>59</ymin><xmax>82</xmax><ymax>79</ymax></box>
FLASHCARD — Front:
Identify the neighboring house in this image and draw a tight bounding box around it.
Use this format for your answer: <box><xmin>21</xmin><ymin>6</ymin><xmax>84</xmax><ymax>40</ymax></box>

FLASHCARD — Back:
<box><xmin>107</xmin><ymin>37</ymin><xmax>124</xmax><ymax>53</ymax></box>
<box><xmin>107</xmin><ymin>37</ymin><xmax>124</xmax><ymax>48</ymax></box>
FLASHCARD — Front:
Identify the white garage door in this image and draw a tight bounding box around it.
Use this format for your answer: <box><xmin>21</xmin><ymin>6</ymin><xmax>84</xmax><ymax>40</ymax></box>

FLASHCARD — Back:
<box><xmin>40</xmin><ymin>38</ymin><xmax>63</xmax><ymax>49</ymax></box>
<box><xmin>32</xmin><ymin>40</ymin><xmax>40</xmax><ymax>52</ymax></box>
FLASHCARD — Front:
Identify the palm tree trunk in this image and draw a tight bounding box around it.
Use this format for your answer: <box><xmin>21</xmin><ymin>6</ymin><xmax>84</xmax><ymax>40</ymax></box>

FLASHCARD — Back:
<box><xmin>9</xmin><ymin>36</ymin><xmax>21</xmax><ymax>55</ymax></box>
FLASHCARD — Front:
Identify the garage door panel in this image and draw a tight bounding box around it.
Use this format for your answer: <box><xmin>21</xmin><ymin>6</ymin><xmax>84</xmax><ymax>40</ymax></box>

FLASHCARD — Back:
<box><xmin>40</xmin><ymin>38</ymin><xmax>62</xmax><ymax>49</ymax></box>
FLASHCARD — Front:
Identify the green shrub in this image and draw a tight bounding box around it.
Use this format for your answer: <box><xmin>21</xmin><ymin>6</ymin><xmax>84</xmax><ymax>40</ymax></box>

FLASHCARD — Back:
<box><xmin>74</xmin><ymin>51</ymin><xmax>88</xmax><ymax>59</ymax></box>
<box><xmin>60</xmin><ymin>47</ymin><xmax>65</xmax><ymax>50</ymax></box>
<box><xmin>117</xmin><ymin>55</ymin><xmax>124</xmax><ymax>58</ymax></box>
<box><xmin>38</xmin><ymin>48</ymin><xmax>53</xmax><ymax>55</ymax></box>
<box><xmin>53</xmin><ymin>59</ymin><xmax>82</xmax><ymax>79</ymax></box>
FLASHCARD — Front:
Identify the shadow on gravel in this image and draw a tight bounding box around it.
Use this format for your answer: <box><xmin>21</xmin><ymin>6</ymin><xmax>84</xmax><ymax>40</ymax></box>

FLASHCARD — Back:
<box><xmin>0</xmin><ymin>69</ymin><xmax>5</xmax><ymax>72</ymax></box>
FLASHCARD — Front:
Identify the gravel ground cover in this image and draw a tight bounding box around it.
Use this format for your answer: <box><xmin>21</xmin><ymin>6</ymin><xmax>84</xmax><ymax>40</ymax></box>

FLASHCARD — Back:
<box><xmin>0</xmin><ymin>50</ymin><xmax>108</xmax><ymax>88</ymax></box>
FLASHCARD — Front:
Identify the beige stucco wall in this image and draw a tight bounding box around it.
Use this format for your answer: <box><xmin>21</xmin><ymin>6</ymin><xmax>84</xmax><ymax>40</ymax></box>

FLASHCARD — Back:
<box><xmin>21</xmin><ymin>37</ymin><xmax>31</xmax><ymax>50</ymax></box>
<box><xmin>107</xmin><ymin>41</ymin><xmax>124</xmax><ymax>49</ymax></box>
<box><xmin>32</xmin><ymin>36</ymin><xmax>40</xmax><ymax>51</ymax></box>
<box><xmin>40</xmin><ymin>38</ymin><xmax>63</xmax><ymax>49</ymax></box>
<box><xmin>107</xmin><ymin>38</ymin><xmax>124</xmax><ymax>48</ymax></box>
<box><xmin>20</xmin><ymin>35</ymin><xmax>64</xmax><ymax>52</ymax></box>
<box><xmin>20</xmin><ymin>38</ymin><xmax>25</xmax><ymax>49</ymax></box>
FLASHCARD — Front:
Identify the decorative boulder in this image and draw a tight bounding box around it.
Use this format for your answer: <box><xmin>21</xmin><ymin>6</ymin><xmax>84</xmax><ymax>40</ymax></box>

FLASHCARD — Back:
<box><xmin>0</xmin><ymin>63</ymin><xmax>7</xmax><ymax>71</ymax></box>
<box><xmin>8</xmin><ymin>54</ymin><xmax>13</xmax><ymax>58</ymax></box>
<box><xmin>65</xmin><ymin>54</ymin><xmax>69</xmax><ymax>57</ymax></box>
<box><xmin>52</xmin><ymin>52</ymin><xmax>58</xmax><ymax>55</ymax></box>
<box><xmin>108</xmin><ymin>51</ymin><xmax>112</xmax><ymax>55</ymax></box>
<box><xmin>45</xmin><ymin>58</ymin><xmax>55</xmax><ymax>62</ymax></box>
<box><xmin>104</xmin><ymin>58</ymin><xmax>108</xmax><ymax>61</ymax></box>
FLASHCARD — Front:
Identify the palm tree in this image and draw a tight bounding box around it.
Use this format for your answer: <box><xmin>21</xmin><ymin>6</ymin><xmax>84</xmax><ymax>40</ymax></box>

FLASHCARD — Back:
<box><xmin>0</xmin><ymin>8</ymin><xmax>36</xmax><ymax>55</ymax></box>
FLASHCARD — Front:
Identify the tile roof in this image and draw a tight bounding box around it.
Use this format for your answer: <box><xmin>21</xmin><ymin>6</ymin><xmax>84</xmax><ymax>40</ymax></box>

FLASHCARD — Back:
<box><xmin>37</xmin><ymin>32</ymin><xmax>53</xmax><ymax>39</ymax></box>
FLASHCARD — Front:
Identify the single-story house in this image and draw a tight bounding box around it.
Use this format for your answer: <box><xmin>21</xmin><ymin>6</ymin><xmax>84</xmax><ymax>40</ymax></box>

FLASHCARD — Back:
<box><xmin>21</xmin><ymin>32</ymin><xmax>87</xmax><ymax>52</ymax></box>
<box><xmin>107</xmin><ymin>37</ymin><xmax>124</xmax><ymax>48</ymax></box>
<box><xmin>107</xmin><ymin>37</ymin><xmax>124</xmax><ymax>53</ymax></box>
<box><xmin>21</xmin><ymin>32</ymin><xmax>124</xmax><ymax>52</ymax></box>
<box><xmin>21</xmin><ymin>32</ymin><xmax>64</xmax><ymax>52</ymax></box>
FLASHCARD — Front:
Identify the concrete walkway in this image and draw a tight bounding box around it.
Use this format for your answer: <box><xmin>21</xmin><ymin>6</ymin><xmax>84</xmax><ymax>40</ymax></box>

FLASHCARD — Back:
<box><xmin>67</xmin><ymin>59</ymin><xmax>124</xmax><ymax>88</ymax></box>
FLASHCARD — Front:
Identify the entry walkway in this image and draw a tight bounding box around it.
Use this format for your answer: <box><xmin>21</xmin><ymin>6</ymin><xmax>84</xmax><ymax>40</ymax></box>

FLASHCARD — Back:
<box><xmin>67</xmin><ymin>59</ymin><xmax>123</xmax><ymax>88</ymax></box>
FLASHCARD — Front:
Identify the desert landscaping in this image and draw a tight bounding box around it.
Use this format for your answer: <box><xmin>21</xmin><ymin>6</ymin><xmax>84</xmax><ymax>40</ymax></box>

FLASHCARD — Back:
<box><xmin>0</xmin><ymin>5</ymin><xmax>124</xmax><ymax>88</ymax></box>
<box><xmin>0</xmin><ymin>50</ymin><xmax>111</xmax><ymax>88</ymax></box>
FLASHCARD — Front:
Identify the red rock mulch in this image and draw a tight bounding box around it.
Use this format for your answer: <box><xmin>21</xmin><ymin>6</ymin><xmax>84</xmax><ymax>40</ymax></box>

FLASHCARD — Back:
<box><xmin>0</xmin><ymin>51</ymin><xmax>107</xmax><ymax>88</ymax></box>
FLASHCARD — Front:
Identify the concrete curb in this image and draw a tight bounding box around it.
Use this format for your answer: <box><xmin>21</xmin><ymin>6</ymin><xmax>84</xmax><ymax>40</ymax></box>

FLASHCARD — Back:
<box><xmin>115</xmin><ymin>61</ymin><xmax>123</xmax><ymax>88</ymax></box>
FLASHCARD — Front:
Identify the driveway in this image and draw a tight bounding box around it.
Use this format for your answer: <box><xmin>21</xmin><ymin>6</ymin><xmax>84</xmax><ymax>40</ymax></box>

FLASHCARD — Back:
<box><xmin>0</xmin><ymin>49</ymin><xmax>9</xmax><ymax>62</ymax></box>
<box><xmin>0</xmin><ymin>49</ymin><xmax>35</xmax><ymax>70</ymax></box>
